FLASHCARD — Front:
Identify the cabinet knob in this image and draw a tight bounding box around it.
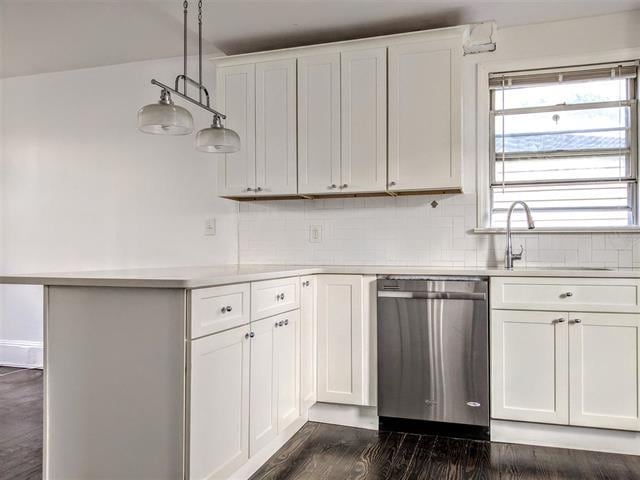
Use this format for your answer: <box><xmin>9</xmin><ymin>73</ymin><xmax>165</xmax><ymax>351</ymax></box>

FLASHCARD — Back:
<box><xmin>245</xmin><ymin>333</ymin><xmax>250</xmax><ymax>339</ymax></box>
<box><xmin>245</xmin><ymin>187</ymin><xmax>254</xmax><ymax>192</ymax></box>
<box><xmin>275</xmin><ymin>322</ymin><xmax>279</xmax><ymax>328</ymax></box>
<box><xmin>340</xmin><ymin>184</ymin><xmax>348</xmax><ymax>189</ymax></box>
<box><xmin>250</xmin><ymin>331</ymin><xmax>255</xmax><ymax>338</ymax></box>
<box><xmin>278</xmin><ymin>321</ymin><xmax>284</xmax><ymax>327</ymax></box>
<box><xmin>389</xmin><ymin>181</ymin><xmax>396</xmax><ymax>187</ymax></box>
<box><xmin>284</xmin><ymin>319</ymin><xmax>289</xmax><ymax>326</ymax></box>
<box><xmin>221</xmin><ymin>305</ymin><xmax>232</xmax><ymax>313</ymax></box>
<box><xmin>255</xmin><ymin>187</ymin><xmax>263</xmax><ymax>192</ymax></box>
<box><xmin>573</xmin><ymin>318</ymin><xmax>582</xmax><ymax>324</ymax></box>
<box><xmin>565</xmin><ymin>292</ymin><xmax>573</xmax><ymax>297</ymax></box>
<box><xmin>303</xmin><ymin>280</ymin><xmax>310</xmax><ymax>287</ymax></box>
<box><xmin>328</xmin><ymin>184</ymin><xmax>337</xmax><ymax>189</ymax></box>
<box><xmin>277</xmin><ymin>293</ymin><xmax>285</xmax><ymax>301</ymax></box>
<box><xmin>555</xmin><ymin>318</ymin><xmax>566</xmax><ymax>323</ymax></box>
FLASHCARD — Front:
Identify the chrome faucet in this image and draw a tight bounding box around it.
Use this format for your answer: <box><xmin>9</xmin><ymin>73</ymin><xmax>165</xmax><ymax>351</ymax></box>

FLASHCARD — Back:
<box><xmin>505</xmin><ymin>201</ymin><xmax>535</xmax><ymax>269</ymax></box>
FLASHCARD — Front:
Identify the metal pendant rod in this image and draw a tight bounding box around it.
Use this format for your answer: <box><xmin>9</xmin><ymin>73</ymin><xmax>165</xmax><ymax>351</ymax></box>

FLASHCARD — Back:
<box><xmin>183</xmin><ymin>1</ymin><xmax>188</xmax><ymax>96</ymax></box>
<box><xmin>174</xmin><ymin>74</ymin><xmax>210</xmax><ymax>106</ymax></box>
<box><xmin>151</xmin><ymin>79</ymin><xmax>225</xmax><ymax>119</ymax></box>
<box><xmin>198</xmin><ymin>0</ymin><xmax>203</xmax><ymax>104</ymax></box>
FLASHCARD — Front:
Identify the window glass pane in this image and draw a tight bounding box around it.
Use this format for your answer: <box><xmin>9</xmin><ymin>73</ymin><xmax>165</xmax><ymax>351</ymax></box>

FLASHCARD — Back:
<box><xmin>495</xmin><ymin>106</ymin><xmax>630</xmax><ymax>153</ymax></box>
<box><xmin>493</xmin><ymin>155</ymin><xmax>629</xmax><ymax>183</ymax></box>
<box><xmin>493</xmin><ymin>79</ymin><xmax>628</xmax><ymax>110</ymax></box>
<box><xmin>491</xmin><ymin>183</ymin><xmax>631</xmax><ymax>228</ymax></box>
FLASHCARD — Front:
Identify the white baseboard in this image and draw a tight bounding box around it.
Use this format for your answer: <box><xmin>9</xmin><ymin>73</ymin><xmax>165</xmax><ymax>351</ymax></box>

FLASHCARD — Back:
<box><xmin>232</xmin><ymin>413</ymin><xmax>308</xmax><ymax>480</ymax></box>
<box><xmin>0</xmin><ymin>340</ymin><xmax>43</xmax><ymax>368</ymax></box>
<box><xmin>491</xmin><ymin>419</ymin><xmax>640</xmax><ymax>455</ymax></box>
<box><xmin>309</xmin><ymin>402</ymin><xmax>378</xmax><ymax>430</ymax></box>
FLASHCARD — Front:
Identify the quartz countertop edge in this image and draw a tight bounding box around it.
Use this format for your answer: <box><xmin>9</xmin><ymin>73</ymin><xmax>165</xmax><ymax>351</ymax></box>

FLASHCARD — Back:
<box><xmin>2</xmin><ymin>264</ymin><xmax>640</xmax><ymax>288</ymax></box>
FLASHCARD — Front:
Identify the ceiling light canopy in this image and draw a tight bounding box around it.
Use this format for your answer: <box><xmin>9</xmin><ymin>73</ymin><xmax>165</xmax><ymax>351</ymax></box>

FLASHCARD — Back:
<box><xmin>137</xmin><ymin>0</ymin><xmax>240</xmax><ymax>154</ymax></box>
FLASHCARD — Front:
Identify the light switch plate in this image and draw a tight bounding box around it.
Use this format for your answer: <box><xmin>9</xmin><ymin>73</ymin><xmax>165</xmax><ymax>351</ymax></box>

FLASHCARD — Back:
<box><xmin>309</xmin><ymin>225</ymin><xmax>322</xmax><ymax>243</ymax></box>
<box><xmin>204</xmin><ymin>218</ymin><xmax>216</xmax><ymax>236</ymax></box>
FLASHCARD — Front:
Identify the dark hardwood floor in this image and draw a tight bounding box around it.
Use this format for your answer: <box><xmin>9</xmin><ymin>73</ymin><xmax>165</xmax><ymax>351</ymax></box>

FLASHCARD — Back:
<box><xmin>1</xmin><ymin>369</ymin><xmax>640</xmax><ymax>480</ymax></box>
<box><xmin>0</xmin><ymin>367</ymin><xmax>43</xmax><ymax>480</ymax></box>
<box><xmin>251</xmin><ymin>422</ymin><xmax>640</xmax><ymax>480</ymax></box>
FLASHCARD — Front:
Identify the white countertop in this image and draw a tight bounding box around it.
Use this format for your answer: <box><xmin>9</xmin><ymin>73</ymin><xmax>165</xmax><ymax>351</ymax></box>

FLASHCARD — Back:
<box><xmin>2</xmin><ymin>264</ymin><xmax>640</xmax><ymax>288</ymax></box>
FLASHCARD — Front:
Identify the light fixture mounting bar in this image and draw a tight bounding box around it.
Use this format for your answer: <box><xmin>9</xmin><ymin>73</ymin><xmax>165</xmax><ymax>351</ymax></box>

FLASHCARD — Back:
<box><xmin>150</xmin><ymin>79</ymin><xmax>225</xmax><ymax>119</ymax></box>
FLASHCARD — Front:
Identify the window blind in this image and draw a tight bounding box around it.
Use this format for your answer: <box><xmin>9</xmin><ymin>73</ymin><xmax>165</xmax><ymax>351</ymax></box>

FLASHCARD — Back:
<box><xmin>489</xmin><ymin>61</ymin><xmax>638</xmax><ymax>229</ymax></box>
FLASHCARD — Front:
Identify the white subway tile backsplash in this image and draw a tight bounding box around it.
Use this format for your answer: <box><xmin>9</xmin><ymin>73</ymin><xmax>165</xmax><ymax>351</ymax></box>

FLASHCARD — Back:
<box><xmin>238</xmin><ymin>194</ymin><xmax>640</xmax><ymax>268</ymax></box>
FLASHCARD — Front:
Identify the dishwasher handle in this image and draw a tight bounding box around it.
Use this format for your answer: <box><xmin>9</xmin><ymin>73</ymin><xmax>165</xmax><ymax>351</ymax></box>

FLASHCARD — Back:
<box><xmin>378</xmin><ymin>290</ymin><xmax>486</xmax><ymax>301</ymax></box>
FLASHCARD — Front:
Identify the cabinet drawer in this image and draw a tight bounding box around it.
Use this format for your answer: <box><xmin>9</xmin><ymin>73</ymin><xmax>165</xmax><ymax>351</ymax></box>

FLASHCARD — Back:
<box><xmin>491</xmin><ymin>277</ymin><xmax>640</xmax><ymax>313</ymax></box>
<box><xmin>251</xmin><ymin>277</ymin><xmax>300</xmax><ymax>320</ymax></box>
<box><xmin>190</xmin><ymin>284</ymin><xmax>251</xmax><ymax>338</ymax></box>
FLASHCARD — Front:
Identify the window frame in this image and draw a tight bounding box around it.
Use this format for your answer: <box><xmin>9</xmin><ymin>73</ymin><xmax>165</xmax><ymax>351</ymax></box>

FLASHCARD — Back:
<box><xmin>476</xmin><ymin>52</ymin><xmax>640</xmax><ymax>233</ymax></box>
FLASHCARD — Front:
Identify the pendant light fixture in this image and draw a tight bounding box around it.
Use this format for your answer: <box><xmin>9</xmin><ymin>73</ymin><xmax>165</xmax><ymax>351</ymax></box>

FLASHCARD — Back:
<box><xmin>137</xmin><ymin>0</ymin><xmax>240</xmax><ymax>153</ymax></box>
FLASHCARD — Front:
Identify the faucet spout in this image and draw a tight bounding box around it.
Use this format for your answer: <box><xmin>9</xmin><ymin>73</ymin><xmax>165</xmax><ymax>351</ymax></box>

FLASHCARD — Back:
<box><xmin>505</xmin><ymin>201</ymin><xmax>535</xmax><ymax>269</ymax></box>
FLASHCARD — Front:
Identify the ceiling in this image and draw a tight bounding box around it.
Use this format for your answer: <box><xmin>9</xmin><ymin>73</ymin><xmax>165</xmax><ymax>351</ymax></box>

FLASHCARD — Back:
<box><xmin>2</xmin><ymin>0</ymin><xmax>640</xmax><ymax>78</ymax></box>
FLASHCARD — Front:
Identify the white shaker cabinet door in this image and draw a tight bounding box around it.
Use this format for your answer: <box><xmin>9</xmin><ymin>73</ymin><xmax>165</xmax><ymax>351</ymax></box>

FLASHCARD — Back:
<box><xmin>216</xmin><ymin>63</ymin><xmax>256</xmax><ymax>197</ymax></box>
<box><xmin>340</xmin><ymin>47</ymin><xmax>387</xmax><ymax>194</ymax></box>
<box><xmin>569</xmin><ymin>312</ymin><xmax>640</xmax><ymax>431</ymax></box>
<box><xmin>255</xmin><ymin>59</ymin><xmax>298</xmax><ymax>196</ymax></box>
<box><xmin>388</xmin><ymin>39</ymin><xmax>462</xmax><ymax>192</ymax></box>
<box><xmin>317</xmin><ymin>275</ymin><xmax>367</xmax><ymax>405</ymax></box>
<box><xmin>249</xmin><ymin>318</ymin><xmax>278</xmax><ymax>457</ymax></box>
<box><xmin>189</xmin><ymin>325</ymin><xmax>250</xmax><ymax>480</ymax></box>
<box><xmin>275</xmin><ymin>310</ymin><xmax>301</xmax><ymax>432</ymax></box>
<box><xmin>491</xmin><ymin>309</ymin><xmax>569</xmax><ymax>425</ymax></box>
<box><xmin>297</xmin><ymin>53</ymin><xmax>341</xmax><ymax>195</ymax></box>
<box><xmin>300</xmin><ymin>276</ymin><xmax>317</xmax><ymax>411</ymax></box>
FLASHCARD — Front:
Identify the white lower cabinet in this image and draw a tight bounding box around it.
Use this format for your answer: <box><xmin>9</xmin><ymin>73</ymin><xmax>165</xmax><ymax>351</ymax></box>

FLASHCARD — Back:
<box><xmin>491</xmin><ymin>278</ymin><xmax>640</xmax><ymax>433</ymax></box>
<box><xmin>569</xmin><ymin>312</ymin><xmax>640</xmax><ymax>431</ymax></box>
<box><xmin>316</xmin><ymin>274</ymin><xmax>376</xmax><ymax>406</ymax></box>
<box><xmin>249</xmin><ymin>317</ymin><xmax>278</xmax><ymax>456</ymax></box>
<box><xmin>300</xmin><ymin>276</ymin><xmax>317</xmax><ymax>410</ymax></box>
<box><xmin>189</xmin><ymin>324</ymin><xmax>250</xmax><ymax>480</ymax></box>
<box><xmin>491</xmin><ymin>310</ymin><xmax>569</xmax><ymax>425</ymax></box>
<box><xmin>249</xmin><ymin>310</ymin><xmax>301</xmax><ymax>456</ymax></box>
<box><xmin>276</xmin><ymin>310</ymin><xmax>301</xmax><ymax>431</ymax></box>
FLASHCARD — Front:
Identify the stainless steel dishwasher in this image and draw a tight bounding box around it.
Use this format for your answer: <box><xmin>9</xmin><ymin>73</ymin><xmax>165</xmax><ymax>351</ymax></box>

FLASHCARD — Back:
<box><xmin>377</xmin><ymin>276</ymin><xmax>489</xmax><ymax>439</ymax></box>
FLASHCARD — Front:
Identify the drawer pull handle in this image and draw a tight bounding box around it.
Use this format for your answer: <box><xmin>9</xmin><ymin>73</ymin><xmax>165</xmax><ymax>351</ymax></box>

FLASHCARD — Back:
<box><xmin>573</xmin><ymin>319</ymin><xmax>582</xmax><ymax>324</ymax></box>
<box><xmin>565</xmin><ymin>292</ymin><xmax>573</xmax><ymax>297</ymax></box>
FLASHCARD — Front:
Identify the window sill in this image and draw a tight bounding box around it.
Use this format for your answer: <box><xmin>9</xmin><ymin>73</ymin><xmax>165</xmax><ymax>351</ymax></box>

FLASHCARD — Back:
<box><xmin>473</xmin><ymin>227</ymin><xmax>640</xmax><ymax>234</ymax></box>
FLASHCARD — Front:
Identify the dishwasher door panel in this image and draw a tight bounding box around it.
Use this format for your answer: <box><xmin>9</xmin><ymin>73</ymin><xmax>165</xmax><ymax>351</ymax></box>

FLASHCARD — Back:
<box><xmin>377</xmin><ymin>279</ymin><xmax>489</xmax><ymax>427</ymax></box>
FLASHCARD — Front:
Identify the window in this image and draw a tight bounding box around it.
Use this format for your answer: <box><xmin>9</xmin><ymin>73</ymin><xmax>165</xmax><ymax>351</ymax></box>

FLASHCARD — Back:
<box><xmin>489</xmin><ymin>62</ymin><xmax>638</xmax><ymax>229</ymax></box>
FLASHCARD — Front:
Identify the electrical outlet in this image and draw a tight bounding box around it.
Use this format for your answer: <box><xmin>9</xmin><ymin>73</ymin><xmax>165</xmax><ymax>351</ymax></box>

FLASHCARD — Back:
<box><xmin>309</xmin><ymin>225</ymin><xmax>322</xmax><ymax>243</ymax></box>
<box><xmin>204</xmin><ymin>218</ymin><xmax>216</xmax><ymax>236</ymax></box>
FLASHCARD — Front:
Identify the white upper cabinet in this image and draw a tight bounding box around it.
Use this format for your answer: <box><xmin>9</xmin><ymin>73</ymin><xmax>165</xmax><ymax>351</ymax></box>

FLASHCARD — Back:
<box><xmin>255</xmin><ymin>59</ymin><xmax>298</xmax><ymax>196</ymax></box>
<box><xmin>340</xmin><ymin>48</ymin><xmax>387</xmax><ymax>193</ymax></box>
<box><xmin>388</xmin><ymin>38</ymin><xmax>462</xmax><ymax>192</ymax></box>
<box><xmin>216</xmin><ymin>64</ymin><xmax>256</xmax><ymax>197</ymax></box>
<box><xmin>569</xmin><ymin>313</ymin><xmax>640</xmax><ymax>431</ymax></box>
<box><xmin>297</xmin><ymin>53</ymin><xmax>342</xmax><ymax>195</ymax></box>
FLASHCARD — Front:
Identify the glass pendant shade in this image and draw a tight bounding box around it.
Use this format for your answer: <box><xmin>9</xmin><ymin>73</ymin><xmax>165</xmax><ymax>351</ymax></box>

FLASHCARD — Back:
<box><xmin>137</xmin><ymin>90</ymin><xmax>193</xmax><ymax>135</ymax></box>
<box><xmin>196</xmin><ymin>115</ymin><xmax>241</xmax><ymax>153</ymax></box>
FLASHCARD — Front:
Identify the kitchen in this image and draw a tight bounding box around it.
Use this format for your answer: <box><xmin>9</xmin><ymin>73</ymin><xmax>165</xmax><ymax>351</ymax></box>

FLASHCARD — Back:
<box><xmin>1</xmin><ymin>1</ymin><xmax>640</xmax><ymax>479</ymax></box>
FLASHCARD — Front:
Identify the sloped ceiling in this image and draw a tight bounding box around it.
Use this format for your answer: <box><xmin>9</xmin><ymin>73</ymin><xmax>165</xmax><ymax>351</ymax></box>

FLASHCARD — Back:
<box><xmin>2</xmin><ymin>0</ymin><xmax>640</xmax><ymax>78</ymax></box>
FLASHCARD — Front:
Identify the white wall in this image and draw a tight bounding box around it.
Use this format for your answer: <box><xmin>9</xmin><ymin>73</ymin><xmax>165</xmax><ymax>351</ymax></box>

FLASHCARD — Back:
<box><xmin>239</xmin><ymin>11</ymin><xmax>640</xmax><ymax>269</ymax></box>
<box><xmin>0</xmin><ymin>56</ymin><xmax>239</xmax><ymax>366</ymax></box>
